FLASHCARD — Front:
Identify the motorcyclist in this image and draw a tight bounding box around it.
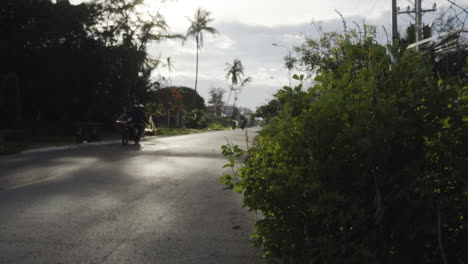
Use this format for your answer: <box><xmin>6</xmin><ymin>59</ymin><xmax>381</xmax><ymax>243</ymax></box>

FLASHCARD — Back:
<box><xmin>240</xmin><ymin>115</ymin><xmax>247</xmax><ymax>130</ymax></box>
<box><xmin>132</xmin><ymin>104</ymin><xmax>148</xmax><ymax>138</ymax></box>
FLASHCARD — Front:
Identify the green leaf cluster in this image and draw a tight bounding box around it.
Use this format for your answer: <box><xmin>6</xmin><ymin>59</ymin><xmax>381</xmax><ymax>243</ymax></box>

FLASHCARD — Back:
<box><xmin>222</xmin><ymin>34</ymin><xmax>468</xmax><ymax>263</ymax></box>
<box><xmin>1</xmin><ymin>0</ymin><xmax>181</xmax><ymax>127</ymax></box>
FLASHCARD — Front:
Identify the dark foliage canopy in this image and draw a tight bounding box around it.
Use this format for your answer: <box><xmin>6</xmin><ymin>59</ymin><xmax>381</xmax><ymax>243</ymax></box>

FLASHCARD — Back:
<box><xmin>0</xmin><ymin>0</ymin><xmax>174</xmax><ymax>130</ymax></box>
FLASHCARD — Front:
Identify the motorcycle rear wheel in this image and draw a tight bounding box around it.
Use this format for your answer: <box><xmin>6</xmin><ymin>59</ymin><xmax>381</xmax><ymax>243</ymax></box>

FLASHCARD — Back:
<box><xmin>122</xmin><ymin>130</ymin><xmax>129</xmax><ymax>145</ymax></box>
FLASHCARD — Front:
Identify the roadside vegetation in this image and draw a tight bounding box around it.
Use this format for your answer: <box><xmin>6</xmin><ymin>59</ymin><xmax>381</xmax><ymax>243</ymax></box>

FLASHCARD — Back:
<box><xmin>0</xmin><ymin>131</ymin><xmax>122</xmax><ymax>155</ymax></box>
<box><xmin>222</xmin><ymin>22</ymin><xmax>467</xmax><ymax>263</ymax></box>
<box><xmin>1</xmin><ymin>0</ymin><xmax>243</xmax><ymax>155</ymax></box>
<box><xmin>185</xmin><ymin>8</ymin><xmax>218</xmax><ymax>92</ymax></box>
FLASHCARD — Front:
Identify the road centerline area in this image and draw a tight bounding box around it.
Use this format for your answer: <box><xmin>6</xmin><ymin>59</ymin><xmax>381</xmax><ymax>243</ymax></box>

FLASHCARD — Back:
<box><xmin>0</xmin><ymin>129</ymin><xmax>264</xmax><ymax>264</ymax></box>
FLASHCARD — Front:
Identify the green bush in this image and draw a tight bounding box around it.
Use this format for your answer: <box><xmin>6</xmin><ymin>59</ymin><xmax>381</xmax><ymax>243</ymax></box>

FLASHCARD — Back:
<box><xmin>0</xmin><ymin>139</ymin><xmax>23</xmax><ymax>155</ymax></box>
<box><xmin>204</xmin><ymin>115</ymin><xmax>231</xmax><ymax>129</ymax></box>
<box><xmin>207</xmin><ymin>122</ymin><xmax>227</xmax><ymax>130</ymax></box>
<box><xmin>221</xmin><ymin>34</ymin><xmax>468</xmax><ymax>263</ymax></box>
<box><xmin>184</xmin><ymin>109</ymin><xmax>206</xmax><ymax>129</ymax></box>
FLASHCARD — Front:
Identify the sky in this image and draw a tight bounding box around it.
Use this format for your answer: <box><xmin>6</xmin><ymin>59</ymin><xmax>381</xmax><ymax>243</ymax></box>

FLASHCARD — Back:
<box><xmin>71</xmin><ymin>0</ymin><xmax>462</xmax><ymax>110</ymax></box>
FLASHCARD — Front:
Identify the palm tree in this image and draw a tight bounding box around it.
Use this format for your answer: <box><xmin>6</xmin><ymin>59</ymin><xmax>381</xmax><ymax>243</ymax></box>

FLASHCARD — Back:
<box><xmin>163</xmin><ymin>57</ymin><xmax>175</xmax><ymax>86</ymax></box>
<box><xmin>284</xmin><ymin>54</ymin><xmax>297</xmax><ymax>87</ymax></box>
<box><xmin>224</xmin><ymin>59</ymin><xmax>252</xmax><ymax>113</ymax></box>
<box><xmin>186</xmin><ymin>8</ymin><xmax>217</xmax><ymax>91</ymax></box>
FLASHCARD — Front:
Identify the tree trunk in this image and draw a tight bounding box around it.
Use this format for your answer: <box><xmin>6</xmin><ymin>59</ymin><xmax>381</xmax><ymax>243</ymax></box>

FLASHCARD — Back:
<box><xmin>167</xmin><ymin>108</ymin><xmax>171</xmax><ymax>128</ymax></box>
<box><xmin>3</xmin><ymin>73</ymin><xmax>22</xmax><ymax>127</ymax></box>
<box><xmin>194</xmin><ymin>37</ymin><xmax>199</xmax><ymax>91</ymax></box>
<box><xmin>224</xmin><ymin>84</ymin><xmax>234</xmax><ymax>115</ymax></box>
<box><xmin>15</xmin><ymin>74</ymin><xmax>21</xmax><ymax>125</ymax></box>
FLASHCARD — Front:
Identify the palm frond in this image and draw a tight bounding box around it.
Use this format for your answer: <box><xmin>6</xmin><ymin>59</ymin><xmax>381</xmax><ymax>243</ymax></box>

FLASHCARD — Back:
<box><xmin>225</xmin><ymin>59</ymin><xmax>246</xmax><ymax>87</ymax></box>
<box><xmin>185</xmin><ymin>8</ymin><xmax>217</xmax><ymax>49</ymax></box>
<box><xmin>241</xmin><ymin>76</ymin><xmax>252</xmax><ymax>86</ymax></box>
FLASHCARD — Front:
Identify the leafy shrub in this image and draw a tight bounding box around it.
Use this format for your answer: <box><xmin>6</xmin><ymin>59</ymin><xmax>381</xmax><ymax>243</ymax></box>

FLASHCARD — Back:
<box><xmin>184</xmin><ymin>109</ymin><xmax>206</xmax><ymax>129</ymax></box>
<box><xmin>0</xmin><ymin>138</ymin><xmax>23</xmax><ymax>155</ymax></box>
<box><xmin>207</xmin><ymin>121</ymin><xmax>227</xmax><ymax>130</ymax></box>
<box><xmin>221</xmin><ymin>34</ymin><xmax>468</xmax><ymax>263</ymax></box>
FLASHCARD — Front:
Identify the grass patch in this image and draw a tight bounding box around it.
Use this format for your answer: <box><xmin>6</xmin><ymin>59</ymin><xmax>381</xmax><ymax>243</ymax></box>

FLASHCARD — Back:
<box><xmin>156</xmin><ymin>128</ymin><xmax>204</xmax><ymax>136</ymax></box>
<box><xmin>207</xmin><ymin>123</ymin><xmax>230</xmax><ymax>130</ymax></box>
<box><xmin>0</xmin><ymin>141</ymin><xmax>24</xmax><ymax>155</ymax></box>
<box><xmin>25</xmin><ymin>136</ymin><xmax>77</xmax><ymax>149</ymax></box>
<box><xmin>0</xmin><ymin>136</ymin><xmax>78</xmax><ymax>155</ymax></box>
<box><xmin>0</xmin><ymin>130</ymin><xmax>122</xmax><ymax>155</ymax></box>
<box><xmin>156</xmin><ymin>125</ymin><xmax>230</xmax><ymax>136</ymax></box>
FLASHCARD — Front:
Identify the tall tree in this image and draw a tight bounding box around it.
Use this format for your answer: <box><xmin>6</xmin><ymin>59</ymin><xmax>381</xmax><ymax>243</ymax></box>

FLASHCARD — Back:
<box><xmin>163</xmin><ymin>57</ymin><xmax>175</xmax><ymax>86</ymax></box>
<box><xmin>93</xmin><ymin>0</ymin><xmax>178</xmax><ymax>104</ymax></box>
<box><xmin>224</xmin><ymin>59</ymin><xmax>251</xmax><ymax>112</ymax></box>
<box><xmin>186</xmin><ymin>8</ymin><xmax>217</xmax><ymax>91</ymax></box>
<box><xmin>208</xmin><ymin>87</ymin><xmax>225</xmax><ymax>117</ymax></box>
<box><xmin>0</xmin><ymin>0</ymin><xmax>179</xmax><ymax>127</ymax></box>
<box><xmin>283</xmin><ymin>54</ymin><xmax>297</xmax><ymax>87</ymax></box>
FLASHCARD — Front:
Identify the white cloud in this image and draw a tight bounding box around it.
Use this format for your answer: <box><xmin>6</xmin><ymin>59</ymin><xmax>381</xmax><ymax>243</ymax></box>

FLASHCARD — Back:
<box><xmin>204</xmin><ymin>34</ymin><xmax>236</xmax><ymax>50</ymax></box>
<box><xmin>70</xmin><ymin>0</ymin><xmax>459</xmax><ymax>110</ymax></box>
<box><xmin>283</xmin><ymin>33</ymin><xmax>303</xmax><ymax>42</ymax></box>
<box><xmin>157</xmin><ymin>0</ymin><xmax>390</xmax><ymax>28</ymax></box>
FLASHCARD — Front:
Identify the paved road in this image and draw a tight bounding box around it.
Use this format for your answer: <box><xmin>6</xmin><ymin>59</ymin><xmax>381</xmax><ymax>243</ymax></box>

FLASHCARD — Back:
<box><xmin>0</xmin><ymin>128</ymin><xmax>263</xmax><ymax>264</ymax></box>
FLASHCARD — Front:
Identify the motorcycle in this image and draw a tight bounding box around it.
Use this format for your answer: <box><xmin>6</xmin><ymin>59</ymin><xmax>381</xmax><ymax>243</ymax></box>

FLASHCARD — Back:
<box><xmin>115</xmin><ymin>117</ymin><xmax>140</xmax><ymax>145</ymax></box>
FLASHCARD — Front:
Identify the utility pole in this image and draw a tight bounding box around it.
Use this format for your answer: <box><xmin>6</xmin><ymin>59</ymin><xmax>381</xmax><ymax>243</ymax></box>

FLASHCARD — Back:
<box><xmin>396</xmin><ymin>0</ymin><xmax>437</xmax><ymax>48</ymax></box>
<box><xmin>415</xmin><ymin>0</ymin><xmax>422</xmax><ymax>42</ymax></box>
<box><xmin>392</xmin><ymin>0</ymin><xmax>398</xmax><ymax>43</ymax></box>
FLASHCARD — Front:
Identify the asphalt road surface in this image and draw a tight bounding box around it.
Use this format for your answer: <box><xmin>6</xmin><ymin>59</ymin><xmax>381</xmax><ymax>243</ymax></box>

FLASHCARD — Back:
<box><xmin>0</xmin><ymin>128</ymin><xmax>264</xmax><ymax>264</ymax></box>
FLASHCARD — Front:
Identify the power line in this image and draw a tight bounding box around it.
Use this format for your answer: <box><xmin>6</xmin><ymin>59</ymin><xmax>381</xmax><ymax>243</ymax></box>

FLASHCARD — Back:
<box><xmin>393</xmin><ymin>0</ymin><xmax>398</xmax><ymax>42</ymax></box>
<box><xmin>393</xmin><ymin>0</ymin><xmax>437</xmax><ymax>48</ymax></box>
